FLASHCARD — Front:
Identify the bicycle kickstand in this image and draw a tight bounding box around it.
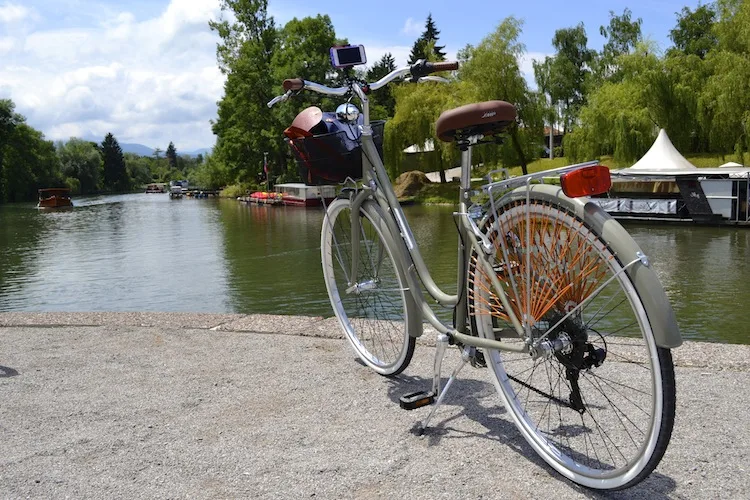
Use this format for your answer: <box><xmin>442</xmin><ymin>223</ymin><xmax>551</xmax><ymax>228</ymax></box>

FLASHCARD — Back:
<box><xmin>399</xmin><ymin>333</ymin><xmax>471</xmax><ymax>435</ymax></box>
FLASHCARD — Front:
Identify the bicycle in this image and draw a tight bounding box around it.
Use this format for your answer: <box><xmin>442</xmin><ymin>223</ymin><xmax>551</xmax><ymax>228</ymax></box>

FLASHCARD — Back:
<box><xmin>268</xmin><ymin>55</ymin><xmax>681</xmax><ymax>491</ymax></box>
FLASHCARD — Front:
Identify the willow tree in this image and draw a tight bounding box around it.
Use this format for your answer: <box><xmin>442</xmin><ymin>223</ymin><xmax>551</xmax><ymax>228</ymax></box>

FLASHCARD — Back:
<box><xmin>384</xmin><ymin>80</ymin><xmax>462</xmax><ymax>182</ymax></box>
<box><xmin>699</xmin><ymin>0</ymin><xmax>750</xmax><ymax>160</ymax></box>
<box><xmin>460</xmin><ymin>17</ymin><xmax>544</xmax><ymax>175</ymax></box>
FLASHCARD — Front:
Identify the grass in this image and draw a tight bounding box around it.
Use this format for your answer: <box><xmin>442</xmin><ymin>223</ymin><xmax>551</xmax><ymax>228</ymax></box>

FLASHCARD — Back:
<box><xmin>412</xmin><ymin>181</ymin><xmax>461</xmax><ymax>204</ymax></box>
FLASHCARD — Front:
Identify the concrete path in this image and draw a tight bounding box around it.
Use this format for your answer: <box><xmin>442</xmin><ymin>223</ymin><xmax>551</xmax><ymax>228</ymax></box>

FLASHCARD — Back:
<box><xmin>1</xmin><ymin>312</ymin><xmax>748</xmax><ymax>499</ymax></box>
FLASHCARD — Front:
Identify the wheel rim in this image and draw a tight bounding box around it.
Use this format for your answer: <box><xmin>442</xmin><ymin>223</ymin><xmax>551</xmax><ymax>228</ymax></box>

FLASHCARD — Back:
<box><xmin>470</xmin><ymin>200</ymin><xmax>663</xmax><ymax>488</ymax></box>
<box><xmin>322</xmin><ymin>200</ymin><xmax>412</xmax><ymax>374</ymax></box>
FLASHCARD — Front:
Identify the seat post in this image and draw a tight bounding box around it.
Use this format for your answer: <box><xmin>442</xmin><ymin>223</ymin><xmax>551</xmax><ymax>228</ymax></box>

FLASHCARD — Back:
<box><xmin>460</xmin><ymin>144</ymin><xmax>472</xmax><ymax>192</ymax></box>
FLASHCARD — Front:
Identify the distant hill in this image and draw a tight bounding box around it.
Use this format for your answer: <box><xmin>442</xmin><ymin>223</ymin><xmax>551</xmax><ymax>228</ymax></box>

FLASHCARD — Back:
<box><xmin>120</xmin><ymin>143</ymin><xmax>212</xmax><ymax>158</ymax></box>
<box><xmin>184</xmin><ymin>147</ymin><xmax>212</xmax><ymax>157</ymax></box>
<box><xmin>121</xmin><ymin>143</ymin><xmax>155</xmax><ymax>156</ymax></box>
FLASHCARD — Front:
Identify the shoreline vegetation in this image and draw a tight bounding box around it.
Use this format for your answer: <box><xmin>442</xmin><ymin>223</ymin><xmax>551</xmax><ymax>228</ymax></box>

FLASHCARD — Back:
<box><xmin>3</xmin><ymin>4</ymin><xmax>750</xmax><ymax>206</ymax></box>
<box><xmin>218</xmin><ymin>151</ymin><xmax>745</xmax><ymax>206</ymax></box>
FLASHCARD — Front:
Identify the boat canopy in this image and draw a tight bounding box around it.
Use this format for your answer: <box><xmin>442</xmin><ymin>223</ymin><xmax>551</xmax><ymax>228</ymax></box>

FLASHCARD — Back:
<box><xmin>38</xmin><ymin>188</ymin><xmax>71</xmax><ymax>194</ymax></box>
<box><xmin>620</xmin><ymin>129</ymin><xmax>697</xmax><ymax>173</ymax></box>
<box><xmin>611</xmin><ymin>130</ymin><xmax>750</xmax><ymax>179</ymax></box>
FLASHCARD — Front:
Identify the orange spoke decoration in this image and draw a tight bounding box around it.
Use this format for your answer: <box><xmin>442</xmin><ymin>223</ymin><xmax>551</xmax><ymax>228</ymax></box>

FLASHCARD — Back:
<box><xmin>469</xmin><ymin>201</ymin><xmax>612</xmax><ymax>327</ymax></box>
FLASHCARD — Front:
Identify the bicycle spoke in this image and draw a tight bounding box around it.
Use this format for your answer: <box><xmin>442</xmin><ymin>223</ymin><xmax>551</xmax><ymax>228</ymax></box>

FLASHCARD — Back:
<box><xmin>470</xmin><ymin>193</ymin><xmax>674</xmax><ymax>489</ymax></box>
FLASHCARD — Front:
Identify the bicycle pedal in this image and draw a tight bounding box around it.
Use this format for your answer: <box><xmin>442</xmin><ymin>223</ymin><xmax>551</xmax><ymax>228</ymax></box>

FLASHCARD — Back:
<box><xmin>470</xmin><ymin>350</ymin><xmax>487</xmax><ymax>368</ymax></box>
<box><xmin>399</xmin><ymin>391</ymin><xmax>435</xmax><ymax>410</ymax></box>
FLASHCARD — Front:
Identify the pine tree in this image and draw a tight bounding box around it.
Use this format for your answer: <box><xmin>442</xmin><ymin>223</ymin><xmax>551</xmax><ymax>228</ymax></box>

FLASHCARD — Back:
<box><xmin>166</xmin><ymin>141</ymin><xmax>178</xmax><ymax>171</ymax></box>
<box><xmin>423</xmin><ymin>14</ymin><xmax>446</xmax><ymax>61</ymax></box>
<box><xmin>366</xmin><ymin>53</ymin><xmax>396</xmax><ymax>81</ymax></box>
<box><xmin>407</xmin><ymin>38</ymin><xmax>427</xmax><ymax>65</ymax></box>
<box><xmin>407</xmin><ymin>13</ymin><xmax>447</xmax><ymax>64</ymax></box>
<box><xmin>366</xmin><ymin>53</ymin><xmax>398</xmax><ymax>117</ymax></box>
<box><xmin>101</xmin><ymin>133</ymin><xmax>127</xmax><ymax>192</ymax></box>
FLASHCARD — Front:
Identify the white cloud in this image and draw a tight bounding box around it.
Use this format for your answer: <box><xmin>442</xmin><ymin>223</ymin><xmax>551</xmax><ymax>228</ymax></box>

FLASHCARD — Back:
<box><xmin>0</xmin><ymin>36</ymin><xmax>14</xmax><ymax>54</ymax></box>
<box><xmin>401</xmin><ymin>17</ymin><xmax>422</xmax><ymax>36</ymax></box>
<box><xmin>0</xmin><ymin>0</ymin><xmax>225</xmax><ymax>151</ymax></box>
<box><xmin>0</xmin><ymin>2</ymin><xmax>30</xmax><ymax>23</ymax></box>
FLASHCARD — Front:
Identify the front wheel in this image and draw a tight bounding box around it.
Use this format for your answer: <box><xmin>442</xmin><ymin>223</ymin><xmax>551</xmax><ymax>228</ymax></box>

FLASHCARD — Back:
<box><xmin>469</xmin><ymin>188</ymin><xmax>677</xmax><ymax>490</ymax></box>
<box><xmin>321</xmin><ymin>198</ymin><xmax>416</xmax><ymax>376</ymax></box>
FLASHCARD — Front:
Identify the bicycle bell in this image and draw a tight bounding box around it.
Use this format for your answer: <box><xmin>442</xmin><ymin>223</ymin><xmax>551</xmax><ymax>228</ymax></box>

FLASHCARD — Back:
<box><xmin>336</xmin><ymin>103</ymin><xmax>360</xmax><ymax>123</ymax></box>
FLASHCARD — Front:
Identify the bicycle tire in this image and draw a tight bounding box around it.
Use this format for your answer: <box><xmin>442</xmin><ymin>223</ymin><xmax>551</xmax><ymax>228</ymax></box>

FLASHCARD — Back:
<box><xmin>321</xmin><ymin>197</ymin><xmax>416</xmax><ymax>376</ymax></box>
<box><xmin>468</xmin><ymin>186</ymin><xmax>676</xmax><ymax>490</ymax></box>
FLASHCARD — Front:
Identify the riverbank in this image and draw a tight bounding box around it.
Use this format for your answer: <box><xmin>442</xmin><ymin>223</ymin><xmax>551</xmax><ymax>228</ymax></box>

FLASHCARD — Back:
<box><xmin>1</xmin><ymin>312</ymin><xmax>748</xmax><ymax>498</ymax></box>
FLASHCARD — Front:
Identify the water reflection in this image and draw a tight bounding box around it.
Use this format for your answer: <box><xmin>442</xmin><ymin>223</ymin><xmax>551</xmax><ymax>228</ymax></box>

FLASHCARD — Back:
<box><xmin>1</xmin><ymin>196</ymin><xmax>749</xmax><ymax>344</ymax></box>
<box><xmin>627</xmin><ymin>225</ymin><xmax>749</xmax><ymax>344</ymax></box>
<box><xmin>0</xmin><ymin>194</ymin><xmax>231</xmax><ymax>312</ymax></box>
<box><xmin>216</xmin><ymin>201</ymin><xmax>329</xmax><ymax>314</ymax></box>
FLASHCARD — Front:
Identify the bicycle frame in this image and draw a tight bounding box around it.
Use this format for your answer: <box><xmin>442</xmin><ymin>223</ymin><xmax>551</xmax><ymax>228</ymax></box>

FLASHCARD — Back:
<box><xmin>342</xmin><ymin>84</ymin><xmax>530</xmax><ymax>354</ymax></box>
<box><xmin>273</xmin><ymin>73</ymin><xmax>624</xmax><ymax>355</ymax></box>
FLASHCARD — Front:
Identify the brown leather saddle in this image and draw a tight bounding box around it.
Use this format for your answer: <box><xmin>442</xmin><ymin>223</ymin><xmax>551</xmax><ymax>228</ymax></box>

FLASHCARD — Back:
<box><xmin>435</xmin><ymin>101</ymin><xmax>517</xmax><ymax>143</ymax></box>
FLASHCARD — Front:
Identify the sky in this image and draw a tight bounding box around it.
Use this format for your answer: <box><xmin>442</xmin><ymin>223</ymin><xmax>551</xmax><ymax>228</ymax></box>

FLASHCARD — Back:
<box><xmin>0</xmin><ymin>0</ymin><xmax>706</xmax><ymax>152</ymax></box>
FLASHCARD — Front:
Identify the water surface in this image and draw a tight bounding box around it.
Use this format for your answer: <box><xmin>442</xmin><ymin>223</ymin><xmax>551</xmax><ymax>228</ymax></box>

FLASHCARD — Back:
<box><xmin>1</xmin><ymin>194</ymin><xmax>747</xmax><ymax>344</ymax></box>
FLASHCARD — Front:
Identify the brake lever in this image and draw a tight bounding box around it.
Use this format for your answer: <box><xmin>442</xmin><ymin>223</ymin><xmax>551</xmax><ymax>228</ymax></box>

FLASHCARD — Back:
<box><xmin>267</xmin><ymin>90</ymin><xmax>293</xmax><ymax>108</ymax></box>
<box><xmin>417</xmin><ymin>76</ymin><xmax>450</xmax><ymax>83</ymax></box>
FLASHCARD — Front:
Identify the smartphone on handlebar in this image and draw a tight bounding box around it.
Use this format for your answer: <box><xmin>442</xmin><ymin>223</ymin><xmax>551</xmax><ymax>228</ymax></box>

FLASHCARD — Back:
<box><xmin>330</xmin><ymin>45</ymin><xmax>367</xmax><ymax>69</ymax></box>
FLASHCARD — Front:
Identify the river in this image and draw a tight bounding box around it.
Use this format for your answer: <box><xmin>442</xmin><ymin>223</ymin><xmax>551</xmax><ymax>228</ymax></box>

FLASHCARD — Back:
<box><xmin>1</xmin><ymin>193</ymin><xmax>748</xmax><ymax>344</ymax></box>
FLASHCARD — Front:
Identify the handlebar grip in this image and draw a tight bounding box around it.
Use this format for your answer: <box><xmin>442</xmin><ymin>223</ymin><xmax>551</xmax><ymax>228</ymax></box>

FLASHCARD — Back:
<box><xmin>430</xmin><ymin>61</ymin><xmax>459</xmax><ymax>72</ymax></box>
<box><xmin>283</xmin><ymin>78</ymin><xmax>304</xmax><ymax>91</ymax></box>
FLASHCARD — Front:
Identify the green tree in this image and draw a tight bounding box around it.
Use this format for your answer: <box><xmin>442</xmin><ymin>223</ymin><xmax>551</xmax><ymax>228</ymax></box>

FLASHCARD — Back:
<box><xmin>101</xmin><ymin>133</ymin><xmax>128</xmax><ymax>192</ymax></box>
<box><xmin>699</xmin><ymin>0</ymin><xmax>750</xmax><ymax>156</ymax></box>
<box><xmin>460</xmin><ymin>17</ymin><xmax>543</xmax><ymax>174</ymax></box>
<box><xmin>366</xmin><ymin>52</ymin><xmax>397</xmax><ymax>118</ymax></box>
<box><xmin>597</xmin><ymin>8</ymin><xmax>643</xmax><ymax>82</ymax></box>
<box><xmin>57</xmin><ymin>138</ymin><xmax>102</xmax><ymax>194</ymax></box>
<box><xmin>2</xmin><ymin>123</ymin><xmax>61</xmax><ymax>202</ymax></box>
<box><xmin>386</xmin><ymin>80</ymin><xmax>461</xmax><ymax>182</ymax></box>
<box><xmin>210</xmin><ymin>0</ymin><xmax>278</xmax><ymax>185</ymax></box>
<box><xmin>407</xmin><ymin>13</ymin><xmax>447</xmax><ymax>64</ymax></box>
<box><xmin>124</xmin><ymin>154</ymin><xmax>154</xmax><ymax>187</ymax></box>
<box><xmin>0</xmin><ymin>99</ymin><xmax>25</xmax><ymax>202</ymax></box>
<box><xmin>192</xmin><ymin>153</ymin><xmax>231</xmax><ymax>189</ymax></box>
<box><xmin>534</xmin><ymin>24</ymin><xmax>594</xmax><ymax>134</ymax></box>
<box><xmin>269</xmin><ymin>14</ymin><xmax>339</xmax><ymax>180</ymax></box>
<box><xmin>166</xmin><ymin>141</ymin><xmax>178</xmax><ymax>170</ymax></box>
<box><xmin>668</xmin><ymin>4</ymin><xmax>719</xmax><ymax>58</ymax></box>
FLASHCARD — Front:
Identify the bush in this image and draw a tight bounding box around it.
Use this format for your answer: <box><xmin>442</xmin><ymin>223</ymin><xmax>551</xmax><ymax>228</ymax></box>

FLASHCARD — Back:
<box><xmin>220</xmin><ymin>184</ymin><xmax>250</xmax><ymax>198</ymax></box>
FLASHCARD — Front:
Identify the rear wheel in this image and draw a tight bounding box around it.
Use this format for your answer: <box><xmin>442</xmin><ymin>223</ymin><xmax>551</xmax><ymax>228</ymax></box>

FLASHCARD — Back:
<box><xmin>469</xmin><ymin>191</ymin><xmax>676</xmax><ymax>490</ymax></box>
<box><xmin>321</xmin><ymin>198</ymin><xmax>415</xmax><ymax>376</ymax></box>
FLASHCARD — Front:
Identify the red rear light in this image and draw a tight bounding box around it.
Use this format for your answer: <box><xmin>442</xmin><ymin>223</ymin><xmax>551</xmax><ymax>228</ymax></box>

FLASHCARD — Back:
<box><xmin>560</xmin><ymin>165</ymin><xmax>611</xmax><ymax>198</ymax></box>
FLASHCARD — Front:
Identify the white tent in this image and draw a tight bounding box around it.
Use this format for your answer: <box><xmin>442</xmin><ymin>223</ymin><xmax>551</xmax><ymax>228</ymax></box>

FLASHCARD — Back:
<box><xmin>623</xmin><ymin>129</ymin><xmax>697</xmax><ymax>173</ymax></box>
<box><xmin>612</xmin><ymin>130</ymin><xmax>750</xmax><ymax>178</ymax></box>
<box><xmin>719</xmin><ymin>161</ymin><xmax>744</xmax><ymax>168</ymax></box>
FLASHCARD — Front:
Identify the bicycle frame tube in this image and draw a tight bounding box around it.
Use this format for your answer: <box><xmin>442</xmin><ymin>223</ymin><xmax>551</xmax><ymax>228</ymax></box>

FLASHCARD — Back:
<box><xmin>345</xmin><ymin>83</ymin><xmax>528</xmax><ymax>350</ymax></box>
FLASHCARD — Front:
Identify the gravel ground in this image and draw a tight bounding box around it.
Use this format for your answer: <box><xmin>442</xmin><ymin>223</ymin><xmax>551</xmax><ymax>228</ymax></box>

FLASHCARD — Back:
<box><xmin>1</xmin><ymin>312</ymin><xmax>748</xmax><ymax>499</ymax></box>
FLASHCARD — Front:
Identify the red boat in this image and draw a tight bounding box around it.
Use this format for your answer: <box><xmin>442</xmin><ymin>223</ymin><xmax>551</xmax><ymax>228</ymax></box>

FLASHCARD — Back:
<box><xmin>247</xmin><ymin>191</ymin><xmax>283</xmax><ymax>205</ymax></box>
<box><xmin>37</xmin><ymin>188</ymin><xmax>73</xmax><ymax>208</ymax></box>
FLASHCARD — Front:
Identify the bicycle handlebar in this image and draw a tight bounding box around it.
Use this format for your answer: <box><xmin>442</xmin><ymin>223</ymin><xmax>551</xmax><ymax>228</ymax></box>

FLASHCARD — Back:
<box><xmin>267</xmin><ymin>59</ymin><xmax>458</xmax><ymax>107</ymax></box>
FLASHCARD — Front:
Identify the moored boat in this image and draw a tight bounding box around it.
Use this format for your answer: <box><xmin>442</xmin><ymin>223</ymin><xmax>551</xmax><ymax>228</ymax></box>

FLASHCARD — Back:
<box><xmin>591</xmin><ymin>130</ymin><xmax>750</xmax><ymax>225</ymax></box>
<box><xmin>145</xmin><ymin>183</ymin><xmax>165</xmax><ymax>193</ymax></box>
<box><xmin>37</xmin><ymin>188</ymin><xmax>73</xmax><ymax>208</ymax></box>
<box><xmin>274</xmin><ymin>183</ymin><xmax>336</xmax><ymax>207</ymax></box>
<box><xmin>246</xmin><ymin>191</ymin><xmax>283</xmax><ymax>205</ymax></box>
